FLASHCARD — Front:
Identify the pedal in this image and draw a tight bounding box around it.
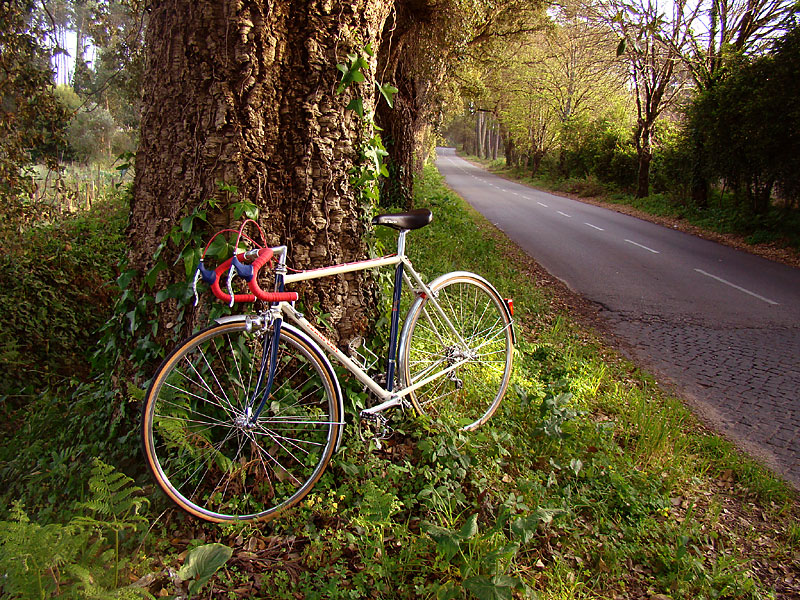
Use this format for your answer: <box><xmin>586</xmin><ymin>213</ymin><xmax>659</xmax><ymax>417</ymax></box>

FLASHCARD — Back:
<box><xmin>358</xmin><ymin>411</ymin><xmax>393</xmax><ymax>448</ymax></box>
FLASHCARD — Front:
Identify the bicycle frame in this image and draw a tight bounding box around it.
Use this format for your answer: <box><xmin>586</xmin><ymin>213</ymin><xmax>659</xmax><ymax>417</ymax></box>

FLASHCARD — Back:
<box><xmin>245</xmin><ymin>231</ymin><xmax>474</xmax><ymax>422</ymax></box>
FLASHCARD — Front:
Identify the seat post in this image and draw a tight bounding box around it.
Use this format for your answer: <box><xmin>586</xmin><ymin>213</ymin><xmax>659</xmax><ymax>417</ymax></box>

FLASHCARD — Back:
<box><xmin>397</xmin><ymin>229</ymin><xmax>408</xmax><ymax>257</ymax></box>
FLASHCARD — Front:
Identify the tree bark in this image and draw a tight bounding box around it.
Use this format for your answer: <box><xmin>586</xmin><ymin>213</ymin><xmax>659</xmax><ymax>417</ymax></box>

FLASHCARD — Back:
<box><xmin>131</xmin><ymin>0</ymin><xmax>393</xmax><ymax>346</ymax></box>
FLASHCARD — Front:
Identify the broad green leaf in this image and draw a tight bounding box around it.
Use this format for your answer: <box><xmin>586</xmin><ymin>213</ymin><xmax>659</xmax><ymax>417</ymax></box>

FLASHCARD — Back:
<box><xmin>179</xmin><ymin>543</ymin><xmax>233</xmax><ymax>598</ymax></box>
<box><xmin>376</xmin><ymin>82</ymin><xmax>399</xmax><ymax>107</ymax></box>
<box><xmin>463</xmin><ymin>575</ymin><xmax>516</xmax><ymax>600</ymax></box>
<box><xmin>206</xmin><ymin>236</ymin><xmax>230</xmax><ymax>259</ymax></box>
<box><xmin>482</xmin><ymin>543</ymin><xmax>520</xmax><ymax>574</ymax></box>
<box><xmin>347</xmin><ymin>97</ymin><xmax>365</xmax><ymax>118</ymax></box>
<box><xmin>424</xmin><ymin>523</ymin><xmax>461</xmax><ymax>561</ymax></box>
<box><xmin>116</xmin><ymin>269</ymin><xmax>137</xmax><ymax>290</ymax></box>
<box><xmin>616</xmin><ymin>38</ymin><xmax>627</xmax><ymax>56</ymax></box>
<box><xmin>459</xmin><ymin>513</ymin><xmax>479</xmax><ymax>540</ymax></box>
<box><xmin>180</xmin><ymin>214</ymin><xmax>194</xmax><ymax>234</ymax></box>
<box><xmin>511</xmin><ymin>515</ymin><xmax>539</xmax><ymax>544</ymax></box>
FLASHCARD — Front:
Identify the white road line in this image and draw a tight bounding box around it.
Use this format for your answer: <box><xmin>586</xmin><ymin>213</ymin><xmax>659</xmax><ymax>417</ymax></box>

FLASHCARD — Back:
<box><xmin>585</xmin><ymin>222</ymin><xmax>605</xmax><ymax>231</ymax></box>
<box><xmin>625</xmin><ymin>239</ymin><xmax>660</xmax><ymax>254</ymax></box>
<box><xmin>537</xmin><ymin>202</ymin><xmax>548</xmax><ymax>208</ymax></box>
<box><xmin>694</xmin><ymin>269</ymin><xmax>779</xmax><ymax>305</ymax></box>
<box><xmin>557</xmin><ymin>211</ymin><xmax>572</xmax><ymax>218</ymax></box>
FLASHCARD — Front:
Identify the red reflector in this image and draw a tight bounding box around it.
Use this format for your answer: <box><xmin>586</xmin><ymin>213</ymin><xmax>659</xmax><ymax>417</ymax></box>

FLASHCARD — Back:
<box><xmin>505</xmin><ymin>298</ymin><xmax>513</xmax><ymax>316</ymax></box>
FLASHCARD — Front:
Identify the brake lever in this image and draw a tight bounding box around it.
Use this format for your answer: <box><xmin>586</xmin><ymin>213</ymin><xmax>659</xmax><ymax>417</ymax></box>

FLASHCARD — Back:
<box><xmin>226</xmin><ymin>263</ymin><xmax>236</xmax><ymax>308</ymax></box>
<box><xmin>192</xmin><ymin>267</ymin><xmax>202</xmax><ymax>307</ymax></box>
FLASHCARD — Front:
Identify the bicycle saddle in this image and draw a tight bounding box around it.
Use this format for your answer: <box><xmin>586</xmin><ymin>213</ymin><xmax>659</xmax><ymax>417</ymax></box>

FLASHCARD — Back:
<box><xmin>372</xmin><ymin>208</ymin><xmax>433</xmax><ymax>231</ymax></box>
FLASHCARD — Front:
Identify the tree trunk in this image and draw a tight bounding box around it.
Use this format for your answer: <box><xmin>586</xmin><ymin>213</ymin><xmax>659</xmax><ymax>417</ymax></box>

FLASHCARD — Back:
<box><xmin>476</xmin><ymin>112</ymin><xmax>485</xmax><ymax>158</ymax></box>
<box><xmin>636</xmin><ymin>151</ymin><xmax>652</xmax><ymax>198</ymax></box>
<box><xmin>130</xmin><ymin>0</ymin><xmax>393</xmax><ymax>348</ymax></box>
<box><xmin>635</xmin><ymin>121</ymin><xmax>652</xmax><ymax>198</ymax></box>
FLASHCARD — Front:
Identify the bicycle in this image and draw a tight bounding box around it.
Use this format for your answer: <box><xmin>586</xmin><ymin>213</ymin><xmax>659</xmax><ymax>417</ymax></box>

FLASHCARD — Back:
<box><xmin>141</xmin><ymin>208</ymin><xmax>515</xmax><ymax>523</ymax></box>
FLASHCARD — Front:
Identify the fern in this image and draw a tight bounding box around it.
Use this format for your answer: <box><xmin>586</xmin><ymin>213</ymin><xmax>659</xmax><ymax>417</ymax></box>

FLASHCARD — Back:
<box><xmin>71</xmin><ymin>459</ymin><xmax>150</xmax><ymax>591</ymax></box>
<box><xmin>0</xmin><ymin>502</ymin><xmax>86</xmax><ymax>599</ymax></box>
<box><xmin>73</xmin><ymin>458</ymin><xmax>149</xmax><ymax>525</ymax></box>
<box><xmin>0</xmin><ymin>460</ymin><xmax>152</xmax><ymax>599</ymax></box>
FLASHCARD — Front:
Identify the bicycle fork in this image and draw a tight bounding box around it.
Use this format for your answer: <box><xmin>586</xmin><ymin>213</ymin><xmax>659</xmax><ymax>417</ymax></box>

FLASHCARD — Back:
<box><xmin>242</xmin><ymin>311</ymin><xmax>283</xmax><ymax>427</ymax></box>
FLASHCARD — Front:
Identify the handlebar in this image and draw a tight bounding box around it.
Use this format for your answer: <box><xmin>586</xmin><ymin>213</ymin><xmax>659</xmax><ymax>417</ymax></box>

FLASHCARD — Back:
<box><xmin>195</xmin><ymin>247</ymin><xmax>298</xmax><ymax>306</ymax></box>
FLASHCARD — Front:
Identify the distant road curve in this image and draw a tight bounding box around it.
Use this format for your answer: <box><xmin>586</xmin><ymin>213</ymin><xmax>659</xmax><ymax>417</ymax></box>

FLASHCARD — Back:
<box><xmin>436</xmin><ymin>147</ymin><xmax>800</xmax><ymax>487</ymax></box>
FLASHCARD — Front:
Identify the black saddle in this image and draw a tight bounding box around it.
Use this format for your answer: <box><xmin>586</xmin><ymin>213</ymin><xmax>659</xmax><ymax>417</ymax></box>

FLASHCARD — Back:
<box><xmin>372</xmin><ymin>209</ymin><xmax>433</xmax><ymax>231</ymax></box>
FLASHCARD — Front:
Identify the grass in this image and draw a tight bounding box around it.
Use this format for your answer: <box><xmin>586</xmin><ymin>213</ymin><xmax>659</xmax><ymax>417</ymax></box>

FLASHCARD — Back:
<box><xmin>1</xmin><ymin>163</ymin><xmax>799</xmax><ymax>599</ymax></box>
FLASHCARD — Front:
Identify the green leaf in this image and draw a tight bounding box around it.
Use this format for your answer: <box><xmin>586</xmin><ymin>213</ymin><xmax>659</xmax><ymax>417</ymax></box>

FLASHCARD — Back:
<box><xmin>482</xmin><ymin>543</ymin><xmax>520</xmax><ymax>574</ymax></box>
<box><xmin>459</xmin><ymin>513</ymin><xmax>479</xmax><ymax>540</ymax></box>
<box><xmin>206</xmin><ymin>236</ymin><xmax>230</xmax><ymax>259</ymax></box>
<box><xmin>376</xmin><ymin>82</ymin><xmax>399</xmax><ymax>108</ymax></box>
<box><xmin>182</xmin><ymin>246</ymin><xmax>201</xmax><ymax>278</ymax></box>
<box><xmin>616</xmin><ymin>38</ymin><xmax>627</xmax><ymax>56</ymax></box>
<box><xmin>347</xmin><ymin>97</ymin><xmax>365</xmax><ymax>118</ymax></box>
<box><xmin>511</xmin><ymin>515</ymin><xmax>539</xmax><ymax>544</ymax></box>
<box><xmin>179</xmin><ymin>543</ymin><xmax>233</xmax><ymax>598</ymax></box>
<box><xmin>463</xmin><ymin>575</ymin><xmax>517</xmax><ymax>600</ymax></box>
<box><xmin>424</xmin><ymin>523</ymin><xmax>461</xmax><ymax>561</ymax></box>
<box><xmin>116</xmin><ymin>269</ymin><xmax>137</xmax><ymax>290</ymax></box>
<box><xmin>180</xmin><ymin>214</ymin><xmax>194</xmax><ymax>234</ymax></box>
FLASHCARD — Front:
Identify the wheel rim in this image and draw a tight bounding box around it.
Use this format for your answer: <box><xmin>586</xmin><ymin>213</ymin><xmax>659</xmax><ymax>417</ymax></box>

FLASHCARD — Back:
<box><xmin>143</xmin><ymin>324</ymin><xmax>339</xmax><ymax>521</ymax></box>
<box><xmin>402</xmin><ymin>277</ymin><xmax>513</xmax><ymax>430</ymax></box>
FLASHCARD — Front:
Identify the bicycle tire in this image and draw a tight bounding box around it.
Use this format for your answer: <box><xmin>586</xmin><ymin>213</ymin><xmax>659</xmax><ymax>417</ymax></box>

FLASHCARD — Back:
<box><xmin>141</xmin><ymin>320</ymin><xmax>341</xmax><ymax>522</ymax></box>
<box><xmin>398</xmin><ymin>272</ymin><xmax>513</xmax><ymax>430</ymax></box>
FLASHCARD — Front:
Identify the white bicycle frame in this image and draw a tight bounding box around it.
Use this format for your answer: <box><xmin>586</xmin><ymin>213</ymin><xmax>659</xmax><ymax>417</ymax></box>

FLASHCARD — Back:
<box><xmin>265</xmin><ymin>230</ymin><xmax>474</xmax><ymax>418</ymax></box>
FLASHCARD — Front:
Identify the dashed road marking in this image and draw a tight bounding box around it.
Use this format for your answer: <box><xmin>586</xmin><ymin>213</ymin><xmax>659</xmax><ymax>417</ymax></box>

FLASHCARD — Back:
<box><xmin>537</xmin><ymin>202</ymin><xmax>548</xmax><ymax>207</ymax></box>
<box><xmin>625</xmin><ymin>239</ymin><xmax>660</xmax><ymax>254</ymax></box>
<box><xmin>694</xmin><ymin>269</ymin><xmax>779</xmax><ymax>305</ymax></box>
<box><xmin>585</xmin><ymin>222</ymin><xmax>605</xmax><ymax>231</ymax></box>
<box><xmin>557</xmin><ymin>211</ymin><xmax>572</xmax><ymax>218</ymax></box>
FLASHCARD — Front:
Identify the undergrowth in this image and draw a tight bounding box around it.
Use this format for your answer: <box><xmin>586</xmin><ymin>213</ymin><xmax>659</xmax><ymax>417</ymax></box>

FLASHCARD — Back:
<box><xmin>1</xmin><ymin>164</ymin><xmax>798</xmax><ymax>599</ymax></box>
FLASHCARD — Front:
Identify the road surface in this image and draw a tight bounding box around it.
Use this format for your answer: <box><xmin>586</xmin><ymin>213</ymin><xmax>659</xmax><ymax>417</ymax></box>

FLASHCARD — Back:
<box><xmin>436</xmin><ymin>147</ymin><xmax>800</xmax><ymax>487</ymax></box>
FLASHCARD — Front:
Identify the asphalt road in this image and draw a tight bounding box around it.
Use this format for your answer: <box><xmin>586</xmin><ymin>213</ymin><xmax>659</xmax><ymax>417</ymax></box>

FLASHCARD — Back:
<box><xmin>436</xmin><ymin>147</ymin><xmax>800</xmax><ymax>487</ymax></box>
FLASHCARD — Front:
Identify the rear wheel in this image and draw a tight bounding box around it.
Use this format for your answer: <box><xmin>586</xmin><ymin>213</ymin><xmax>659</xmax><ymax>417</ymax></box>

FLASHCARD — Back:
<box><xmin>141</xmin><ymin>321</ymin><xmax>341</xmax><ymax>522</ymax></box>
<box><xmin>399</xmin><ymin>273</ymin><xmax>513</xmax><ymax>430</ymax></box>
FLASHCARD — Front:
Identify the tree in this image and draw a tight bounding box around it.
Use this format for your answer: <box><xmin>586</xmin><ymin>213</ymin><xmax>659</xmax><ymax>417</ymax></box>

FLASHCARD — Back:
<box><xmin>689</xmin><ymin>25</ymin><xmax>800</xmax><ymax>212</ymax></box>
<box><xmin>374</xmin><ymin>0</ymin><xmax>546</xmax><ymax>207</ymax></box>
<box><xmin>673</xmin><ymin>0</ymin><xmax>796</xmax><ymax>205</ymax></box>
<box><xmin>601</xmin><ymin>0</ymin><xmax>693</xmax><ymax>197</ymax></box>
<box><xmin>130</xmin><ymin>0</ymin><xmax>394</xmax><ymax>346</ymax></box>
<box><xmin>0</xmin><ymin>0</ymin><xmax>69</xmax><ymax>230</ymax></box>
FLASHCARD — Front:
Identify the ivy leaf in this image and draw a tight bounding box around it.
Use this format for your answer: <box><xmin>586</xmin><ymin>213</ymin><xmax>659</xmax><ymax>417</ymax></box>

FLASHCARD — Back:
<box><xmin>347</xmin><ymin>97</ymin><xmax>365</xmax><ymax>118</ymax></box>
<box><xmin>459</xmin><ymin>513</ymin><xmax>479</xmax><ymax>540</ymax></box>
<box><xmin>206</xmin><ymin>236</ymin><xmax>230</xmax><ymax>259</ymax></box>
<box><xmin>423</xmin><ymin>523</ymin><xmax>461</xmax><ymax>561</ymax></box>
<box><xmin>481</xmin><ymin>543</ymin><xmax>520</xmax><ymax>574</ymax></box>
<box><xmin>116</xmin><ymin>269</ymin><xmax>137</xmax><ymax>290</ymax></box>
<box><xmin>617</xmin><ymin>38</ymin><xmax>627</xmax><ymax>56</ymax></box>
<box><xmin>376</xmin><ymin>82</ymin><xmax>399</xmax><ymax>108</ymax></box>
<box><xmin>462</xmin><ymin>575</ymin><xmax>518</xmax><ymax>600</ymax></box>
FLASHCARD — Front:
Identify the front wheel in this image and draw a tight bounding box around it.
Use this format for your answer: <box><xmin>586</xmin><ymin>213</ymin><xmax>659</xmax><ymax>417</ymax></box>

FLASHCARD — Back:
<box><xmin>141</xmin><ymin>321</ymin><xmax>341</xmax><ymax>522</ymax></box>
<box><xmin>398</xmin><ymin>273</ymin><xmax>514</xmax><ymax>430</ymax></box>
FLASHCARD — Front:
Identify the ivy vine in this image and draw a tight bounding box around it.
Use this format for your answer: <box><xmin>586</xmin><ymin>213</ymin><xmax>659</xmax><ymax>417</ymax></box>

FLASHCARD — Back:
<box><xmin>336</xmin><ymin>43</ymin><xmax>398</xmax><ymax>208</ymax></box>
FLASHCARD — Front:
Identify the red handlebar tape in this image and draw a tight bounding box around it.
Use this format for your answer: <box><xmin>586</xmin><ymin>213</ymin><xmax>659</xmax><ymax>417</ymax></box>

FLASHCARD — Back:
<box><xmin>210</xmin><ymin>249</ymin><xmax>298</xmax><ymax>304</ymax></box>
